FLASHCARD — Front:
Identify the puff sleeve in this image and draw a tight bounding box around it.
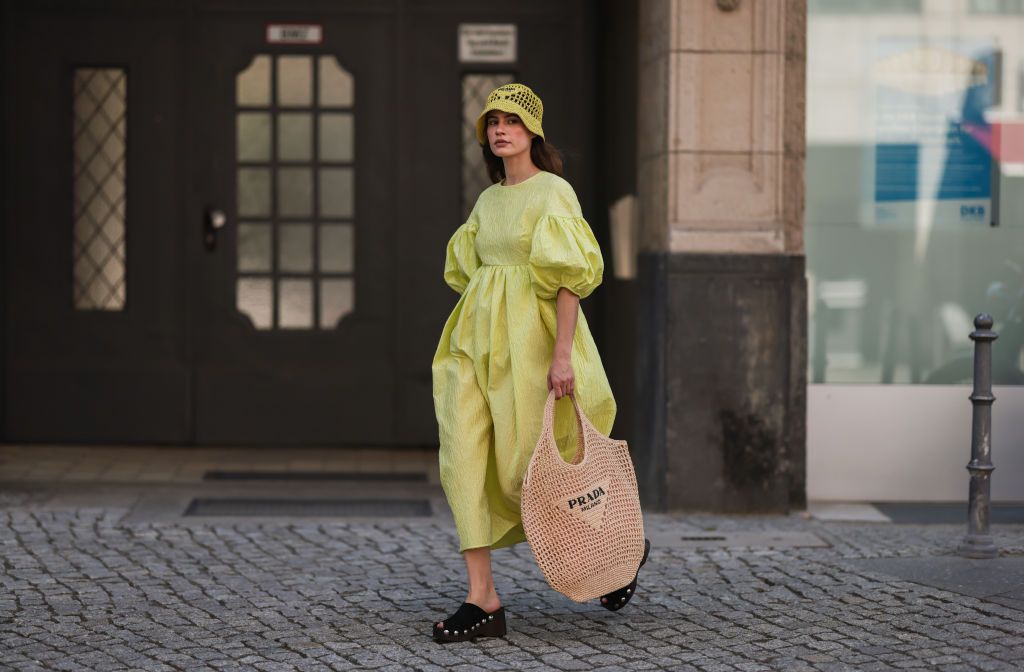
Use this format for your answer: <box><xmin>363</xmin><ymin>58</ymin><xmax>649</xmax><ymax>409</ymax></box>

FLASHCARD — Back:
<box><xmin>442</xmin><ymin>212</ymin><xmax>481</xmax><ymax>295</ymax></box>
<box><xmin>527</xmin><ymin>184</ymin><xmax>604</xmax><ymax>300</ymax></box>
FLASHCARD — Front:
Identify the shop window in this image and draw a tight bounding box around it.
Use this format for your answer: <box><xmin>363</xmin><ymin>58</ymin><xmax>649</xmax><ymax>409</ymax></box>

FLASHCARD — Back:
<box><xmin>808</xmin><ymin>0</ymin><xmax>921</xmax><ymax>13</ymax></box>
<box><xmin>806</xmin><ymin>3</ymin><xmax>1024</xmax><ymax>385</ymax></box>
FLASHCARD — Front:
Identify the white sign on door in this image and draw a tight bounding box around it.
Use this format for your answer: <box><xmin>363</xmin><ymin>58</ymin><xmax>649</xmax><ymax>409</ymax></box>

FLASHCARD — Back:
<box><xmin>266</xmin><ymin>24</ymin><xmax>323</xmax><ymax>45</ymax></box>
<box><xmin>458</xmin><ymin>24</ymin><xmax>517</xmax><ymax>63</ymax></box>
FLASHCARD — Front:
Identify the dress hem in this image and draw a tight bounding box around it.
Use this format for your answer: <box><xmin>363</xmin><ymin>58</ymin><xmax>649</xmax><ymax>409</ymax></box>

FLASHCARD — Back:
<box><xmin>457</xmin><ymin>522</ymin><xmax>528</xmax><ymax>553</ymax></box>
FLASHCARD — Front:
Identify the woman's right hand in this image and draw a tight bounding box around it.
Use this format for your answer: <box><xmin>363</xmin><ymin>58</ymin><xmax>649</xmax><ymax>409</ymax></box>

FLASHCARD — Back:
<box><xmin>547</xmin><ymin>354</ymin><xmax>575</xmax><ymax>399</ymax></box>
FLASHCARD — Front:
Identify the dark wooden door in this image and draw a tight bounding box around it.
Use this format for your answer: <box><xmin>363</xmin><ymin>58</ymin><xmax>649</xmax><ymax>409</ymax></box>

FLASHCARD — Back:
<box><xmin>189</xmin><ymin>10</ymin><xmax>396</xmax><ymax>444</ymax></box>
<box><xmin>2</xmin><ymin>1</ymin><xmax>596</xmax><ymax>446</ymax></box>
<box><xmin>4</xmin><ymin>9</ymin><xmax>191</xmax><ymax>442</ymax></box>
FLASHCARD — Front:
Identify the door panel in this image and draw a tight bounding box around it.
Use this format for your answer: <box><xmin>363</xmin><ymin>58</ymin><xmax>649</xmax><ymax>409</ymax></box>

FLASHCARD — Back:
<box><xmin>189</xmin><ymin>12</ymin><xmax>396</xmax><ymax>444</ymax></box>
<box><xmin>4</xmin><ymin>11</ymin><xmax>189</xmax><ymax>442</ymax></box>
<box><xmin>395</xmin><ymin>1</ymin><xmax>596</xmax><ymax>444</ymax></box>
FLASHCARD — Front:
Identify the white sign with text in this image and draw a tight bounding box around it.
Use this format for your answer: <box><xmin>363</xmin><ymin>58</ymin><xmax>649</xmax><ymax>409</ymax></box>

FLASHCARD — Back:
<box><xmin>458</xmin><ymin>24</ymin><xmax>516</xmax><ymax>63</ymax></box>
<box><xmin>266</xmin><ymin>24</ymin><xmax>323</xmax><ymax>45</ymax></box>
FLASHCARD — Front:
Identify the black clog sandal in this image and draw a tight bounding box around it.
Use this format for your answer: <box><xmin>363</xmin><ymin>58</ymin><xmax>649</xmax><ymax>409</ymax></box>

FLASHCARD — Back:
<box><xmin>600</xmin><ymin>538</ymin><xmax>651</xmax><ymax>611</ymax></box>
<box><xmin>432</xmin><ymin>602</ymin><xmax>507</xmax><ymax>643</ymax></box>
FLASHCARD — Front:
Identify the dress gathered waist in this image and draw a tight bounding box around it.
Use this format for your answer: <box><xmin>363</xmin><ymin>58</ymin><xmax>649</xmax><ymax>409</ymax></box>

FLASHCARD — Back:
<box><xmin>480</xmin><ymin>262</ymin><xmax>529</xmax><ymax>267</ymax></box>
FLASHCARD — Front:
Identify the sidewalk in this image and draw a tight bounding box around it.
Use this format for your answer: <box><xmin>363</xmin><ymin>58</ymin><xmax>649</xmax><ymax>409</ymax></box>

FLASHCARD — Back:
<box><xmin>1</xmin><ymin>447</ymin><xmax>1023</xmax><ymax>671</ymax></box>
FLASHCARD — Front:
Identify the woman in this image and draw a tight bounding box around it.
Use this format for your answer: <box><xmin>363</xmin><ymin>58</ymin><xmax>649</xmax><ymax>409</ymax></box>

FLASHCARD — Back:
<box><xmin>430</xmin><ymin>83</ymin><xmax>647</xmax><ymax>643</ymax></box>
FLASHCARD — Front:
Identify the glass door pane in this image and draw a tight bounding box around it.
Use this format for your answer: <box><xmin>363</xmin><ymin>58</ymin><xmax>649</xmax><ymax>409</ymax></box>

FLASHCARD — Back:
<box><xmin>234</xmin><ymin>54</ymin><xmax>357</xmax><ymax>330</ymax></box>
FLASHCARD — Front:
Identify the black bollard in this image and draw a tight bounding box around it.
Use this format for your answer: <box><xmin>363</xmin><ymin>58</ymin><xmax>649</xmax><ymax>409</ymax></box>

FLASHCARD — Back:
<box><xmin>958</xmin><ymin>314</ymin><xmax>998</xmax><ymax>559</ymax></box>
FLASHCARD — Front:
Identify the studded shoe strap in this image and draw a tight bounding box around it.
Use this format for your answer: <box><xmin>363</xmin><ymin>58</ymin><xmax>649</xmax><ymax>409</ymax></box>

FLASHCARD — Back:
<box><xmin>451</xmin><ymin>602</ymin><xmax>488</xmax><ymax>625</ymax></box>
<box><xmin>440</xmin><ymin>603</ymin><xmax>499</xmax><ymax>637</ymax></box>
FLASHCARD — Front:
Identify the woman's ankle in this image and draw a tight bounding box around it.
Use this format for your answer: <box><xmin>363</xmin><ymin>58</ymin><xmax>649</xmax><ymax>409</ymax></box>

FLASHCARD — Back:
<box><xmin>466</xmin><ymin>589</ymin><xmax>501</xmax><ymax>611</ymax></box>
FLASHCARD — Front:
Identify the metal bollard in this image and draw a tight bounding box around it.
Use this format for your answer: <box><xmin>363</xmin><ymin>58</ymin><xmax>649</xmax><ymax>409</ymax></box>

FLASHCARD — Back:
<box><xmin>958</xmin><ymin>314</ymin><xmax>998</xmax><ymax>559</ymax></box>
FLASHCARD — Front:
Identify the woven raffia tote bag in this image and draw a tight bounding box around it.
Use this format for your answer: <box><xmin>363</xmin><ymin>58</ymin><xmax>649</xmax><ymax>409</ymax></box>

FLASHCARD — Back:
<box><xmin>520</xmin><ymin>389</ymin><xmax>646</xmax><ymax>602</ymax></box>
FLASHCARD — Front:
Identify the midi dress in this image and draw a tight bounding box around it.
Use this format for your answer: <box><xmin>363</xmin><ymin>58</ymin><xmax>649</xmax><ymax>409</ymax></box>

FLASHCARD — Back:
<box><xmin>431</xmin><ymin>170</ymin><xmax>617</xmax><ymax>552</ymax></box>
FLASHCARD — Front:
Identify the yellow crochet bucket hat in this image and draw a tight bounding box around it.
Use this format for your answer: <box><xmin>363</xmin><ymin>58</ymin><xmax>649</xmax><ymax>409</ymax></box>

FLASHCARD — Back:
<box><xmin>475</xmin><ymin>82</ymin><xmax>545</xmax><ymax>146</ymax></box>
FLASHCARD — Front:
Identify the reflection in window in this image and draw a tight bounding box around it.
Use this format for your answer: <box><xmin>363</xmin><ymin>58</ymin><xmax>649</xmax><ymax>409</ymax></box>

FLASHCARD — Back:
<box><xmin>235</xmin><ymin>54</ymin><xmax>356</xmax><ymax>330</ymax></box>
<box><xmin>72</xmin><ymin>68</ymin><xmax>127</xmax><ymax>310</ymax></box>
<box><xmin>808</xmin><ymin>0</ymin><xmax>921</xmax><ymax>13</ymax></box>
<box><xmin>806</xmin><ymin>2</ymin><xmax>1024</xmax><ymax>385</ymax></box>
<box><xmin>461</xmin><ymin>73</ymin><xmax>515</xmax><ymax>221</ymax></box>
<box><xmin>969</xmin><ymin>0</ymin><xmax>1024</xmax><ymax>14</ymax></box>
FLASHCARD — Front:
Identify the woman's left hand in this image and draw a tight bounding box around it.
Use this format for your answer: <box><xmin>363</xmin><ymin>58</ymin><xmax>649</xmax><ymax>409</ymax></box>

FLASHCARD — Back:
<box><xmin>548</xmin><ymin>354</ymin><xmax>575</xmax><ymax>399</ymax></box>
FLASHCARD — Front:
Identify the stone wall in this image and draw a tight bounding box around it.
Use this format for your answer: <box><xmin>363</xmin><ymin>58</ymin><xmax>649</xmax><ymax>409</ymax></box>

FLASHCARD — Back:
<box><xmin>631</xmin><ymin>0</ymin><xmax>808</xmax><ymax>512</ymax></box>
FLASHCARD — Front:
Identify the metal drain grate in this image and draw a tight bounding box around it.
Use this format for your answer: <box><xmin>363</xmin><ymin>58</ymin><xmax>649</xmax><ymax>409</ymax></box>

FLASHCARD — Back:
<box><xmin>652</xmin><ymin>530</ymin><xmax>829</xmax><ymax>550</ymax></box>
<box><xmin>183</xmin><ymin>498</ymin><xmax>432</xmax><ymax>517</ymax></box>
<box><xmin>202</xmin><ymin>470</ymin><xmax>427</xmax><ymax>482</ymax></box>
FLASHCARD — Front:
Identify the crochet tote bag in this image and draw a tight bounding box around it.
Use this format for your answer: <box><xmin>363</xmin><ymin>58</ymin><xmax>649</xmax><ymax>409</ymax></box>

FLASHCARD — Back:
<box><xmin>521</xmin><ymin>389</ymin><xmax>646</xmax><ymax>602</ymax></box>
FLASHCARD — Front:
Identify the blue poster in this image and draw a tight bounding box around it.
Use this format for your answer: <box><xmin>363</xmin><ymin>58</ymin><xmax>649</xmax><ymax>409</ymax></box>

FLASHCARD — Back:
<box><xmin>870</xmin><ymin>38</ymin><xmax>995</xmax><ymax>226</ymax></box>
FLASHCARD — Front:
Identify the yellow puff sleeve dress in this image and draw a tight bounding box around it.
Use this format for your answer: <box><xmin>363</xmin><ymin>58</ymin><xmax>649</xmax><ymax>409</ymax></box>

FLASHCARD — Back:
<box><xmin>431</xmin><ymin>170</ymin><xmax>617</xmax><ymax>552</ymax></box>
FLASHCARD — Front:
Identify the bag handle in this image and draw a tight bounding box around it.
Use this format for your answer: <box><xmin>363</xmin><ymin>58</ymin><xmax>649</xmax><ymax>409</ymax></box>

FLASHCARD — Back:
<box><xmin>524</xmin><ymin>388</ymin><xmax>588</xmax><ymax>488</ymax></box>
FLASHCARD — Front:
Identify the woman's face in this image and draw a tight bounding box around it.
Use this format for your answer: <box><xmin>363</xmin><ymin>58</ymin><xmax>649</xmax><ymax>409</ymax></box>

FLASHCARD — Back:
<box><xmin>485</xmin><ymin>110</ymin><xmax>535</xmax><ymax>158</ymax></box>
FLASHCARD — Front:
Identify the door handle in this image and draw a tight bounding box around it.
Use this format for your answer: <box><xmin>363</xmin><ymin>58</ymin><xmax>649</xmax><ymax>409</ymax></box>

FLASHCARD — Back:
<box><xmin>204</xmin><ymin>208</ymin><xmax>227</xmax><ymax>250</ymax></box>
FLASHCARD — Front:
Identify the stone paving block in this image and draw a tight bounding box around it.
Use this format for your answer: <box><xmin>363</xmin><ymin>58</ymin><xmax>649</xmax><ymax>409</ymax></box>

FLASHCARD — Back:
<box><xmin>0</xmin><ymin>505</ymin><xmax>1023</xmax><ymax>671</ymax></box>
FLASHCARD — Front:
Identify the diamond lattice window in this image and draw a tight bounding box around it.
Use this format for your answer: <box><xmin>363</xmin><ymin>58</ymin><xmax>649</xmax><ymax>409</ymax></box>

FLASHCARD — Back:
<box><xmin>72</xmin><ymin>68</ymin><xmax>127</xmax><ymax>310</ymax></box>
<box><xmin>462</xmin><ymin>73</ymin><xmax>515</xmax><ymax>221</ymax></box>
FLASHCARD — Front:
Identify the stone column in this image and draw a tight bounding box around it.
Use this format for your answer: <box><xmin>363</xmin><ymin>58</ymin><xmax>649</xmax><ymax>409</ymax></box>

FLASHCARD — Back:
<box><xmin>633</xmin><ymin>0</ymin><xmax>808</xmax><ymax>512</ymax></box>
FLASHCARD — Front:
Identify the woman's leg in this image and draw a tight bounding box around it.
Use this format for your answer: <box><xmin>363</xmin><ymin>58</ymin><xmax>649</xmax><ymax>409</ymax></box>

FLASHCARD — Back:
<box><xmin>463</xmin><ymin>547</ymin><xmax>501</xmax><ymax>610</ymax></box>
<box><xmin>436</xmin><ymin>547</ymin><xmax>502</xmax><ymax>628</ymax></box>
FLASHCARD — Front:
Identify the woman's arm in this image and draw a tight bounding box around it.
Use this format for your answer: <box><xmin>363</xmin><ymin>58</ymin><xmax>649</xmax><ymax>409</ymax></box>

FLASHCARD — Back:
<box><xmin>547</xmin><ymin>287</ymin><xmax>580</xmax><ymax>398</ymax></box>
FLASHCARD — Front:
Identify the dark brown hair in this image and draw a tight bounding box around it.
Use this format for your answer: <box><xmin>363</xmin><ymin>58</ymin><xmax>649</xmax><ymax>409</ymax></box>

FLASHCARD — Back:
<box><xmin>483</xmin><ymin>136</ymin><xmax>564</xmax><ymax>184</ymax></box>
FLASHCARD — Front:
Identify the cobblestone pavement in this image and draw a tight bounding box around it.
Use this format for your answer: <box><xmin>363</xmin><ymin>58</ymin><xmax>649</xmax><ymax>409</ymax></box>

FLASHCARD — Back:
<box><xmin>1</xmin><ymin>489</ymin><xmax>1023</xmax><ymax>672</ymax></box>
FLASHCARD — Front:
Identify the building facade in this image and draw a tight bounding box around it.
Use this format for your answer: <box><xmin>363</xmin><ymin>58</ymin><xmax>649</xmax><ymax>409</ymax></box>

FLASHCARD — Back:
<box><xmin>3</xmin><ymin>1</ymin><xmax>1019</xmax><ymax>509</ymax></box>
